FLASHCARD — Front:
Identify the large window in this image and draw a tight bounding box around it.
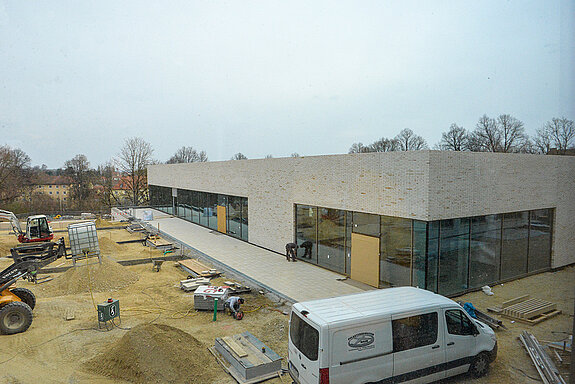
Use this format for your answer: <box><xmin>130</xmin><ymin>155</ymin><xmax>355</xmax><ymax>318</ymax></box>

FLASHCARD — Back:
<box><xmin>317</xmin><ymin>208</ymin><xmax>346</xmax><ymax>274</ymax></box>
<box><xmin>412</xmin><ymin>220</ymin><xmax>427</xmax><ymax>289</ymax></box>
<box><xmin>392</xmin><ymin>312</ymin><xmax>438</xmax><ymax>352</ymax></box>
<box><xmin>296</xmin><ymin>205</ymin><xmax>317</xmax><ymax>263</ymax></box>
<box><xmin>469</xmin><ymin>215</ymin><xmax>501</xmax><ymax>289</ymax></box>
<box><xmin>528</xmin><ymin>209</ymin><xmax>552</xmax><ymax>272</ymax></box>
<box><xmin>501</xmin><ymin>211</ymin><xmax>529</xmax><ymax>279</ymax></box>
<box><xmin>380</xmin><ymin>216</ymin><xmax>412</xmax><ymax>287</ymax></box>
<box><xmin>149</xmin><ymin>185</ymin><xmax>248</xmax><ymax>242</ymax></box>
<box><xmin>438</xmin><ymin>218</ymin><xmax>470</xmax><ymax>296</ymax></box>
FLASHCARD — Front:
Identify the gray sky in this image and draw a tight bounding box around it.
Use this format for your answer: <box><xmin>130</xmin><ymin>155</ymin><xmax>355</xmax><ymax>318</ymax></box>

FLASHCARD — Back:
<box><xmin>1</xmin><ymin>0</ymin><xmax>573</xmax><ymax>168</ymax></box>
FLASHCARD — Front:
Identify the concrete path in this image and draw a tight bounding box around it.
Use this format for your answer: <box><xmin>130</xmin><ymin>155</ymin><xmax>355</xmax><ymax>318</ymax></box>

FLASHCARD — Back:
<box><xmin>132</xmin><ymin>208</ymin><xmax>366</xmax><ymax>303</ymax></box>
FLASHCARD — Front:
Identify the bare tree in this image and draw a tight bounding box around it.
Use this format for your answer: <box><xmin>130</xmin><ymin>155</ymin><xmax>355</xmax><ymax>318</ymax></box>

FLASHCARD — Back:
<box><xmin>497</xmin><ymin>114</ymin><xmax>528</xmax><ymax>152</ymax></box>
<box><xmin>167</xmin><ymin>146</ymin><xmax>208</xmax><ymax>163</ymax></box>
<box><xmin>290</xmin><ymin>153</ymin><xmax>300</xmax><ymax>158</ymax></box>
<box><xmin>348</xmin><ymin>142</ymin><xmax>368</xmax><ymax>154</ymax></box>
<box><xmin>437</xmin><ymin>124</ymin><xmax>468</xmax><ymax>151</ymax></box>
<box><xmin>64</xmin><ymin>154</ymin><xmax>92</xmax><ymax>209</ymax></box>
<box><xmin>394</xmin><ymin>128</ymin><xmax>427</xmax><ymax>151</ymax></box>
<box><xmin>368</xmin><ymin>137</ymin><xmax>399</xmax><ymax>152</ymax></box>
<box><xmin>117</xmin><ymin>137</ymin><xmax>154</xmax><ymax>206</ymax></box>
<box><xmin>264</xmin><ymin>154</ymin><xmax>274</xmax><ymax>159</ymax></box>
<box><xmin>231</xmin><ymin>152</ymin><xmax>248</xmax><ymax>160</ymax></box>
<box><xmin>471</xmin><ymin>114</ymin><xmax>529</xmax><ymax>153</ymax></box>
<box><xmin>533</xmin><ymin>127</ymin><xmax>552</xmax><ymax>154</ymax></box>
<box><xmin>544</xmin><ymin>117</ymin><xmax>574</xmax><ymax>154</ymax></box>
<box><xmin>97</xmin><ymin>161</ymin><xmax>120</xmax><ymax>210</ymax></box>
<box><xmin>0</xmin><ymin>145</ymin><xmax>32</xmax><ymax>204</ymax></box>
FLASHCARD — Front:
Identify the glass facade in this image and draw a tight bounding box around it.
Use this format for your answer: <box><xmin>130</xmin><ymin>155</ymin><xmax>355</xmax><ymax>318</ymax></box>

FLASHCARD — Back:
<box><xmin>295</xmin><ymin>203</ymin><xmax>554</xmax><ymax>296</ymax></box>
<box><xmin>149</xmin><ymin>185</ymin><xmax>248</xmax><ymax>242</ymax></box>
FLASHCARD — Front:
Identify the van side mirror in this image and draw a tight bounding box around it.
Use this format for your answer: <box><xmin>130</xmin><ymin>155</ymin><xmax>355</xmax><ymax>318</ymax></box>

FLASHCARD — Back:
<box><xmin>472</xmin><ymin>326</ymin><xmax>479</xmax><ymax>336</ymax></box>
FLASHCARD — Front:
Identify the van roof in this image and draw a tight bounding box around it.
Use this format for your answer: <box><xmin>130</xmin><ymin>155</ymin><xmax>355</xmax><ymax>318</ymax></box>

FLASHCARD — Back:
<box><xmin>293</xmin><ymin>287</ymin><xmax>456</xmax><ymax>326</ymax></box>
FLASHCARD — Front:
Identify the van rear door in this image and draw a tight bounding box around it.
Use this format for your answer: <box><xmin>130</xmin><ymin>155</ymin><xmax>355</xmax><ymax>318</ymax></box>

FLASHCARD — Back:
<box><xmin>391</xmin><ymin>311</ymin><xmax>445</xmax><ymax>383</ymax></box>
<box><xmin>289</xmin><ymin>311</ymin><xmax>321</xmax><ymax>384</ymax></box>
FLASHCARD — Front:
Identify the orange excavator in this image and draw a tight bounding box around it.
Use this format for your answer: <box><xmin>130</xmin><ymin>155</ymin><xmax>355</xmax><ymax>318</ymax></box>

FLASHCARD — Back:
<box><xmin>0</xmin><ymin>210</ymin><xmax>54</xmax><ymax>243</ymax></box>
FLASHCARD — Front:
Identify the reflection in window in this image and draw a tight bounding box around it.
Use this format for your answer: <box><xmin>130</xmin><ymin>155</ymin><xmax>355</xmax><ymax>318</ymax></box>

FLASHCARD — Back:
<box><xmin>426</xmin><ymin>221</ymin><xmax>440</xmax><ymax>292</ymax></box>
<box><xmin>412</xmin><ymin>221</ymin><xmax>427</xmax><ymax>289</ymax></box>
<box><xmin>380</xmin><ymin>216</ymin><xmax>412</xmax><ymax>287</ymax></box>
<box><xmin>445</xmin><ymin>310</ymin><xmax>475</xmax><ymax>336</ymax></box>
<box><xmin>528</xmin><ymin>209</ymin><xmax>552</xmax><ymax>272</ymax></box>
<box><xmin>392</xmin><ymin>312</ymin><xmax>438</xmax><ymax>352</ymax></box>
<box><xmin>352</xmin><ymin>212</ymin><xmax>380</xmax><ymax>237</ymax></box>
<box><xmin>469</xmin><ymin>215</ymin><xmax>501</xmax><ymax>289</ymax></box>
<box><xmin>438</xmin><ymin>218</ymin><xmax>469</xmax><ymax>296</ymax></box>
<box><xmin>501</xmin><ymin>212</ymin><xmax>529</xmax><ymax>279</ymax></box>
<box><xmin>296</xmin><ymin>205</ymin><xmax>317</xmax><ymax>263</ymax></box>
<box><xmin>317</xmin><ymin>208</ymin><xmax>346</xmax><ymax>274</ymax></box>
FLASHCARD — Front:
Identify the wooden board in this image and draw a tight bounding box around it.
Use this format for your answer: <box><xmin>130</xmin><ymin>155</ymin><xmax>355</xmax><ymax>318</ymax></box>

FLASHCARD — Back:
<box><xmin>222</xmin><ymin>336</ymin><xmax>248</xmax><ymax>358</ymax></box>
<box><xmin>178</xmin><ymin>259</ymin><xmax>220</xmax><ymax>277</ymax></box>
<box><xmin>350</xmin><ymin>233</ymin><xmax>380</xmax><ymax>288</ymax></box>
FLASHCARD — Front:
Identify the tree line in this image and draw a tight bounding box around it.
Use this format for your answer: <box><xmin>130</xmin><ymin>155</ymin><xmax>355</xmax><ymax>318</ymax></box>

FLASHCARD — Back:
<box><xmin>349</xmin><ymin>115</ymin><xmax>574</xmax><ymax>155</ymax></box>
<box><xmin>1</xmin><ymin>114</ymin><xmax>572</xmax><ymax>213</ymax></box>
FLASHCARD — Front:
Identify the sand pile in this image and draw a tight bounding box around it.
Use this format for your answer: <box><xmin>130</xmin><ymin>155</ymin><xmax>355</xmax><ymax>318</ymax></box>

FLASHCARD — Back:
<box><xmin>84</xmin><ymin>324</ymin><xmax>218</xmax><ymax>384</ymax></box>
<box><xmin>42</xmin><ymin>256</ymin><xmax>139</xmax><ymax>296</ymax></box>
<box><xmin>98</xmin><ymin>236</ymin><xmax>122</xmax><ymax>255</ymax></box>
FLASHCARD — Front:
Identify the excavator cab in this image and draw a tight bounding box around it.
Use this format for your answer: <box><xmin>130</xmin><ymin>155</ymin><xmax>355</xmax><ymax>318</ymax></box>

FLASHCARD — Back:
<box><xmin>0</xmin><ymin>210</ymin><xmax>53</xmax><ymax>243</ymax></box>
<box><xmin>24</xmin><ymin>215</ymin><xmax>53</xmax><ymax>243</ymax></box>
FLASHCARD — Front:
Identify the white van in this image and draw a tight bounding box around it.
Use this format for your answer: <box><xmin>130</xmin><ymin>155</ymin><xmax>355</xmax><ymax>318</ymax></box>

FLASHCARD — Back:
<box><xmin>288</xmin><ymin>287</ymin><xmax>497</xmax><ymax>384</ymax></box>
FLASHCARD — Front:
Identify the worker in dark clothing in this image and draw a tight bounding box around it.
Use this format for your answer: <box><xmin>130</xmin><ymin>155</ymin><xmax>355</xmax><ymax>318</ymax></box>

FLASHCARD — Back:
<box><xmin>224</xmin><ymin>296</ymin><xmax>244</xmax><ymax>318</ymax></box>
<box><xmin>300</xmin><ymin>241</ymin><xmax>313</xmax><ymax>259</ymax></box>
<box><xmin>285</xmin><ymin>242</ymin><xmax>298</xmax><ymax>262</ymax></box>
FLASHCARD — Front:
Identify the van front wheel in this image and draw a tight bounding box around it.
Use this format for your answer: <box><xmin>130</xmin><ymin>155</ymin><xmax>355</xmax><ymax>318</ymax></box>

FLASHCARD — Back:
<box><xmin>469</xmin><ymin>352</ymin><xmax>489</xmax><ymax>378</ymax></box>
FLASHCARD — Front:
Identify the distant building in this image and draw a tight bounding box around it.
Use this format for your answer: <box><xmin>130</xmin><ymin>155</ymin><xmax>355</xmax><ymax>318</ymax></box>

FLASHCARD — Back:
<box><xmin>147</xmin><ymin>151</ymin><xmax>575</xmax><ymax>297</ymax></box>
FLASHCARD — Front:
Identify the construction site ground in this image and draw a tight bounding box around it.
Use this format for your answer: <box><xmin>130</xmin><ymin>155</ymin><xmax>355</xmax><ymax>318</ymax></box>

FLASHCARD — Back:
<box><xmin>0</xmin><ymin>224</ymin><xmax>573</xmax><ymax>384</ymax></box>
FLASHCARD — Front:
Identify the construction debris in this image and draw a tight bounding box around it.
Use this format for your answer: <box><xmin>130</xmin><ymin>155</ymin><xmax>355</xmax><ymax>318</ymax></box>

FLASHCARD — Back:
<box><xmin>210</xmin><ymin>331</ymin><xmax>283</xmax><ymax>384</ymax></box>
<box><xmin>180</xmin><ymin>277</ymin><xmax>211</xmax><ymax>292</ymax></box>
<box><xmin>459</xmin><ymin>301</ymin><xmax>507</xmax><ymax>330</ymax></box>
<box><xmin>518</xmin><ymin>331</ymin><xmax>567</xmax><ymax>384</ymax></box>
<box><xmin>145</xmin><ymin>234</ymin><xmax>173</xmax><ymax>251</ymax></box>
<box><xmin>126</xmin><ymin>223</ymin><xmax>146</xmax><ymax>233</ymax></box>
<box><xmin>488</xmin><ymin>295</ymin><xmax>561</xmax><ymax>325</ymax></box>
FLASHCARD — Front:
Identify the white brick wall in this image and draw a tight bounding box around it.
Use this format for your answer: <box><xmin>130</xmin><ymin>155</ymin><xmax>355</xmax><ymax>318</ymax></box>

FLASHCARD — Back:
<box><xmin>148</xmin><ymin>151</ymin><xmax>575</xmax><ymax>268</ymax></box>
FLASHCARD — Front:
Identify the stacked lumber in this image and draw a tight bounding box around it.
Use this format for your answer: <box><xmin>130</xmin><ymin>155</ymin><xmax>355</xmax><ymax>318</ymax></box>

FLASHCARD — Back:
<box><xmin>178</xmin><ymin>259</ymin><xmax>221</xmax><ymax>278</ymax></box>
<box><xmin>489</xmin><ymin>295</ymin><xmax>561</xmax><ymax>325</ymax></box>
<box><xmin>180</xmin><ymin>277</ymin><xmax>211</xmax><ymax>292</ymax></box>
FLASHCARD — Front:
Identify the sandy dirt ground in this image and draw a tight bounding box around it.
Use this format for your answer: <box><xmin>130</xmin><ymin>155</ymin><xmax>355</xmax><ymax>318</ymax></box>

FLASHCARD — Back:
<box><xmin>0</xmin><ymin>226</ymin><xmax>573</xmax><ymax>384</ymax></box>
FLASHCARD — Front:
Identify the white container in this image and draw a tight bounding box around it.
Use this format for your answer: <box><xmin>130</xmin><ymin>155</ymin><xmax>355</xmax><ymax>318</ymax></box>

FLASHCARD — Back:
<box><xmin>142</xmin><ymin>210</ymin><xmax>153</xmax><ymax>221</ymax></box>
<box><xmin>68</xmin><ymin>221</ymin><xmax>100</xmax><ymax>258</ymax></box>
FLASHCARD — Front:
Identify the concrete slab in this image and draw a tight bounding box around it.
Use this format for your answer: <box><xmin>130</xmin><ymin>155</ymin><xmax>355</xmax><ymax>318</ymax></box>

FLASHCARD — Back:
<box><xmin>132</xmin><ymin>208</ymin><xmax>366</xmax><ymax>302</ymax></box>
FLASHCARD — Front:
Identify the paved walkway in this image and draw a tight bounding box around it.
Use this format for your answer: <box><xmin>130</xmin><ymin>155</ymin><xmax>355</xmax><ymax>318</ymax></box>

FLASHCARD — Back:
<box><xmin>132</xmin><ymin>208</ymin><xmax>366</xmax><ymax>303</ymax></box>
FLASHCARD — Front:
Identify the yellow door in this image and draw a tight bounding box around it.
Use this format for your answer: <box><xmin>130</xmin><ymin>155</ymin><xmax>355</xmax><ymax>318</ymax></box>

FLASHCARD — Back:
<box><xmin>351</xmin><ymin>233</ymin><xmax>380</xmax><ymax>287</ymax></box>
<box><xmin>217</xmin><ymin>206</ymin><xmax>226</xmax><ymax>233</ymax></box>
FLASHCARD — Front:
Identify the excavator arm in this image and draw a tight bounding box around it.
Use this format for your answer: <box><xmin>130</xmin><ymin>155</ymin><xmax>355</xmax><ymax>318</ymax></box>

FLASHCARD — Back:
<box><xmin>0</xmin><ymin>209</ymin><xmax>24</xmax><ymax>237</ymax></box>
<box><xmin>0</xmin><ymin>238</ymin><xmax>67</xmax><ymax>292</ymax></box>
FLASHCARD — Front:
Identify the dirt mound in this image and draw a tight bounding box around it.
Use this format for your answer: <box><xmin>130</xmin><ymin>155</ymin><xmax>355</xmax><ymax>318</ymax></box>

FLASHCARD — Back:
<box><xmin>84</xmin><ymin>324</ymin><xmax>218</xmax><ymax>384</ymax></box>
<box><xmin>98</xmin><ymin>236</ymin><xmax>122</xmax><ymax>255</ymax></box>
<box><xmin>42</xmin><ymin>256</ymin><xmax>139</xmax><ymax>296</ymax></box>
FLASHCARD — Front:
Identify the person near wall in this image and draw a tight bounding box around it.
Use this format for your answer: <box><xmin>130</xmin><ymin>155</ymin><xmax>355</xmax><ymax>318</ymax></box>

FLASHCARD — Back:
<box><xmin>300</xmin><ymin>241</ymin><xmax>313</xmax><ymax>259</ymax></box>
<box><xmin>285</xmin><ymin>242</ymin><xmax>298</xmax><ymax>262</ymax></box>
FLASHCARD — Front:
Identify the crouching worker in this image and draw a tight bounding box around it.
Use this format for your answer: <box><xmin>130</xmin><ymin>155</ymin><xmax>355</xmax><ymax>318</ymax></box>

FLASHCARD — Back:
<box><xmin>224</xmin><ymin>296</ymin><xmax>245</xmax><ymax>320</ymax></box>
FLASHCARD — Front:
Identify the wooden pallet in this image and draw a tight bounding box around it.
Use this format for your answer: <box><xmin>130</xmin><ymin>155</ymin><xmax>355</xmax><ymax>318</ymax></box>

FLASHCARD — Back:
<box><xmin>499</xmin><ymin>296</ymin><xmax>561</xmax><ymax>325</ymax></box>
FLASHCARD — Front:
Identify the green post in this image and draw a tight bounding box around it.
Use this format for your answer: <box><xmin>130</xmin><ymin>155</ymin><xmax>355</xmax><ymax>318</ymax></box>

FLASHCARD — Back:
<box><xmin>213</xmin><ymin>298</ymin><xmax>218</xmax><ymax>321</ymax></box>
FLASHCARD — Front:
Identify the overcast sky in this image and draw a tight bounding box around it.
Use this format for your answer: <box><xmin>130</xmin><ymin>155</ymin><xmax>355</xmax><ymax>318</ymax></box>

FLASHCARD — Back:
<box><xmin>1</xmin><ymin>1</ymin><xmax>573</xmax><ymax>168</ymax></box>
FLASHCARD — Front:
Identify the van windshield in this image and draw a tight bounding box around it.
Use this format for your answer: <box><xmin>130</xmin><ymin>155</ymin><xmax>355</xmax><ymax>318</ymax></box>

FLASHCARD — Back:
<box><xmin>290</xmin><ymin>312</ymin><xmax>319</xmax><ymax>361</ymax></box>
